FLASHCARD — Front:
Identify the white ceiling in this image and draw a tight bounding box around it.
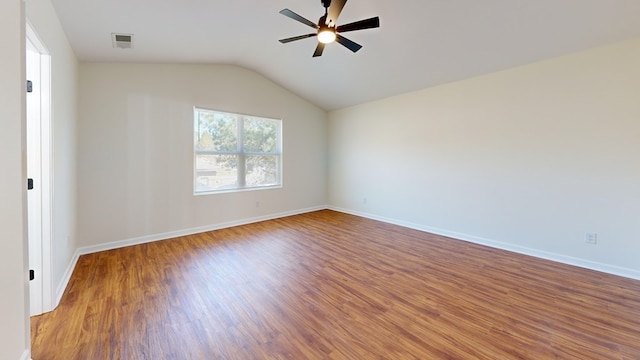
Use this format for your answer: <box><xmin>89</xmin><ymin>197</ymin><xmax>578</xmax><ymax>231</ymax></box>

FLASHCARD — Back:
<box><xmin>50</xmin><ymin>0</ymin><xmax>640</xmax><ymax>110</ymax></box>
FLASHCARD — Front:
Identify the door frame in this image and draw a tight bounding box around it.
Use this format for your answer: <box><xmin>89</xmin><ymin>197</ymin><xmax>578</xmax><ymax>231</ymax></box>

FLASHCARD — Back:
<box><xmin>26</xmin><ymin>21</ymin><xmax>53</xmax><ymax>315</ymax></box>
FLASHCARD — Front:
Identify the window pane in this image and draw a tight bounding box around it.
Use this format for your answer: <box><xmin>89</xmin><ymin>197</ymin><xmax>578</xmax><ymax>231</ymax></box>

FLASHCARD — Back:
<box><xmin>245</xmin><ymin>155</ymin><xmax>279</xmax><ymax>187</ymax></box>
<box><xmin>194</xmin><ymin>108</ymin><xmax>282</xmax><ymax>194</ymax></box>
<box><xmin>195</xmin><ymin>154</ymin><xmax>238</xmax><ymax>192</ymax></box>
<box><xmin>196</xmin><ymin>111</ymin><xmax>237</xmax><ymax>152</ymax></box>
<box><xmin>243</xmin><ymin>117</ymin><xmax>279</xmax><ymax>153</ymax></box>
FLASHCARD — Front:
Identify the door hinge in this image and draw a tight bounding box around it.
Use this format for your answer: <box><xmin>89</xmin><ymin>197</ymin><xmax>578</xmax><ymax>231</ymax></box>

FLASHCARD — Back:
<box><xmin>30</xmin><ymin>269</ymin><xmax>35</xmax><ymax>281</ymax></box>
<box><xmin>27</xmin><ymin>178</ymin><xmax>34</xmax><ymax>190</ymax></box>
<box><xmin>27</xmin><ymin>80</ymin><xmax>33</xmax><ymax>93</ymax></box>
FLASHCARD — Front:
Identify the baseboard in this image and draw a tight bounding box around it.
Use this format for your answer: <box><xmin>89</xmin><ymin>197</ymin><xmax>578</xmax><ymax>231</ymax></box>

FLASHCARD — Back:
<box><xmin>47</xmin><ymin>206</ymin><xmax>327</xmax><ymax>304</ymax></box>
<box><xmin>76</xmin><ymin>205</ymin><xmax>327</xmax><ymax>256</ymax></box>
<box><xmin>328</xmin><ymin>206</ymin><xmax>640</xmax><ymax>281</ymax></box>
<box><xmin>56</xmin><ymin>204</ymin><xmax>638</xmax><ymax>308</ymax></box>
<box><xmin>55</xmin><ymin>249</ymin><xmax>80</xmax><ymax>307</ymax></box>
<box><xmin>20</xmin><ymin>349</ymin><xmax>31</xmax><ymax>360</ymax></box>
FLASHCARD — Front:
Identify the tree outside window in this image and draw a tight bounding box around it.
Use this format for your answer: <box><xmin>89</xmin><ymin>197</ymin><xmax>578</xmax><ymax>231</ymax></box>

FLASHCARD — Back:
<box><xmin>194</xmin><ymin>108</ymin><xmax>282</xmax><ymax>194</ymax></box>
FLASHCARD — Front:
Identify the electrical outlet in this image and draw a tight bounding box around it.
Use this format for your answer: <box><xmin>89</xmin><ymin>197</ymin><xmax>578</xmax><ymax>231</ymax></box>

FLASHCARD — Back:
<box><xmin>585</xmin><ymin>233</ymin><xmax>598</xmax><ymax>245</ymax></box>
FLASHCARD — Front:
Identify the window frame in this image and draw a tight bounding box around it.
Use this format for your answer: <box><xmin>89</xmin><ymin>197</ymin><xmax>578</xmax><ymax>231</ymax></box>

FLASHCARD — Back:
<box><xmin>193</xmin><ymin>107</ymin><xmax>283</xmax><ymax>195</ymax></box>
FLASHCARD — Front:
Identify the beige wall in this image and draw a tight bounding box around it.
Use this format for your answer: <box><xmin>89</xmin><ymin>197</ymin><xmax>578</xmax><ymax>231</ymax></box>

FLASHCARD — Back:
<box><xmin>328</xmin><ymin>38</ymin><xmax>640</xmax><ymax>279</ymax></box>
<box><xmin>0</xmin><ymin>0</ymin><xmax>30</xmax><ymax>359</ymax></box>
<box><xmin>77</xmin><ymin>63</ymin><xmax>327</xmax><ymax>248</ymax></box>
<box><xmin>26</xmin><ymin>0</ymin><xmax>79</xmax><ymax>305</ymax></box>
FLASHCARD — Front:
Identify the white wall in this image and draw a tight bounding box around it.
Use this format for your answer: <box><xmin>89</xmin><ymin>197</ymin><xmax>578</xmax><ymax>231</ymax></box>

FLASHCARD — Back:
<box><xmin>328</xmin><ymin>38</ymin><xmax>640</xmax><ymax>279</ymax></box>
<box><xmin>0</xmin><ymin>0</ymin><xmax>30</xmax><ymax>359</ymax></box>
<box><xmin>26</xmin><ymin>0</ymin><xmax>79</xmax><ymax>304</ymax></box>
<box><xmin>78</xmin><ymin>63</ymin><xmax>327</xmax><ymax>248</ymax></box>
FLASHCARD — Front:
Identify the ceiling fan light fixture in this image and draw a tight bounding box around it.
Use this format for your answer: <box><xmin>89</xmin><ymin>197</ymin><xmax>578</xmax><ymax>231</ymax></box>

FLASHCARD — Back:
<box><xmin>317</xmin><ymin>28</ymin><xmax>336</xmax><ymax>44</ymax></box>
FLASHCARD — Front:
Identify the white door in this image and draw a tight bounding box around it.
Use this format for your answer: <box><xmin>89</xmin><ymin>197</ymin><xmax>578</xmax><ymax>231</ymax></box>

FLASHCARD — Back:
<box><xmin>26</xmin><ymin>24</ymin><xmax>53</xmax><ymax>316</ymax></box>
<box><xmin>26</xmin><ymin>37</ymin><xmax>44</xmax><ymax>316</ymax></box>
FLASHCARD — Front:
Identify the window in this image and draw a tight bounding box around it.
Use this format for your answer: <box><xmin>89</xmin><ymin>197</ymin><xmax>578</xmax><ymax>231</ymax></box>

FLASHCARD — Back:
<box><xmin>194</xmin><ymin>108</ymin><xmax>282</xmax><ymax>194</ymax></box>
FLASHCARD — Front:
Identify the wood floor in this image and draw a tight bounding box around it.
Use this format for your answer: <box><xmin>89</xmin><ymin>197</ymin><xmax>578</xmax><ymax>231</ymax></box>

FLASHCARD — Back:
<box><xmin>31</xmin><ymin>210</ymin><xmax>640</xmax><ymax>359</ymax></box>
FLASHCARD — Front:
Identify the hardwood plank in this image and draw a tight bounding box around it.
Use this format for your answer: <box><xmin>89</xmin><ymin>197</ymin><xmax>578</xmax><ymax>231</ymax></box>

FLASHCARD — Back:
<box><xmin>32</xmin><ymin>210</ymin><xmax>640</xmax><ymax>359</ymax></box>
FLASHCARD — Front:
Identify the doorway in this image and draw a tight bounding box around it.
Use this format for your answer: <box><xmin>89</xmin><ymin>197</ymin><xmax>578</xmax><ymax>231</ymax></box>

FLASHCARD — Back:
<box><xmin>26</xmin><ymin>22</ymin><xmax>53</xmax><ymax>316</ymax></box>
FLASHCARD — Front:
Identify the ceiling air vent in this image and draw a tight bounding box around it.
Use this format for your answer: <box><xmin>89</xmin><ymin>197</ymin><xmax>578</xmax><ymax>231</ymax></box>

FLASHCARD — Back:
<box><xmin>111</xmin><ymin>33</ymin><xmax>133</xmax><ymax>49</ymax></box>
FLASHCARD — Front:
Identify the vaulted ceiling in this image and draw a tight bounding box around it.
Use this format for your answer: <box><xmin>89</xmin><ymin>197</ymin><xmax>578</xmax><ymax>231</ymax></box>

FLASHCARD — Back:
<box><xmin>50</xmin><ymin>0</ymin><xmax>640</xmax><ymax>110</ymax></box>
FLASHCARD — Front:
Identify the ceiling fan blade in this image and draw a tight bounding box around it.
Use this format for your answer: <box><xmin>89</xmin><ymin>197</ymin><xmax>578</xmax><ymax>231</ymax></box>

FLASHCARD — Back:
<box><xmin>336</xmin><ymin>34</ymin><xmax>362</xmax><ymax>52</ymax></box>
<box><xmin>279</xmin><ymin>9</ymin><xmax>319</xmax><ymax>29</ymax></box>
<box><xmin>336</xmin><ymin>34</ymin><xmax>362</xmax><ymax>53</ymax></box>
<box><xmin>312</xmin><ymin>43</ymin><xmax>326</xmax><ymax>57</ymax></box>
<box><xmin>326</xmin><ymin>0</ymin><xmax>347</xmax><ymax>27</ymax></box>
<box><xmin>336</xmin><ymin>16</ymin><xmax>380</xmax><ymax>33</ymax></box>
<box><xmin>279</xmin><ymin>34</ymin><xmax>317</xmax><ymax>44</ymax></box>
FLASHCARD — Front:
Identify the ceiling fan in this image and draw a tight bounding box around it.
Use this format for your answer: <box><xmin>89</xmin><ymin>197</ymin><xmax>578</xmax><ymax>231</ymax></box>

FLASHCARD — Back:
<box><xmin>278</xmin><ymin>0</ymin><xmax>380</xmax><ymax>57</ymax></box>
